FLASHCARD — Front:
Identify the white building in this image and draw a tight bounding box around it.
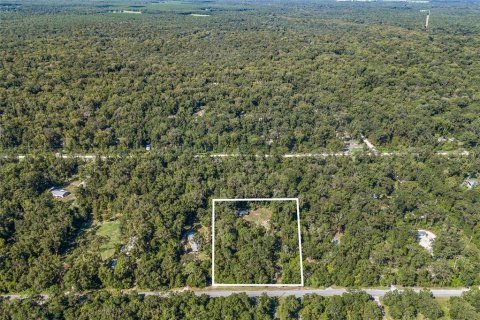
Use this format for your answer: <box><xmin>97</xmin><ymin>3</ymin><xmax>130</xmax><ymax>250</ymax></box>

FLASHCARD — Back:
<box><xmin>464</xmin><ymin>178</ymin><xmax>478</xmax><ymax>189</ymax></box>
<box><xmin>417</xmin><ymin>229</ymin><xmax>436</xmax><ymax>254</ymax></box>
<box><xmin>51</xmin><ymin>188</ymin><xmax>70</xmax><ymax>198</ymax></box>
<box><xmin>186</xmin><ymin>231</ymin><xmax>200</xmax><ymax>252</ymax></box>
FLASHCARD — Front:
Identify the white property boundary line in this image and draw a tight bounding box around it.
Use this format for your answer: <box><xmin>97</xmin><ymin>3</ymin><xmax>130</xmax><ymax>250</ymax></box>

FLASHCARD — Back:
<box><xmin>211</xmin><ymin>198</ymin><xmax>304</xmax><ymax>287</ymax></box>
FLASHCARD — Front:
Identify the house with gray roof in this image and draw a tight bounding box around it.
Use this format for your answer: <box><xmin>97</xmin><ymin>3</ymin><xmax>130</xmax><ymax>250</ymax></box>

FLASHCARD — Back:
<box><xmin>51</xmin><ymin>188</ymin><xmax>70</xmax><ymax>198</ymax></box>
<box><xmin>237</xmin><ymin>209</ymin><xmax>249</xmax><ymax>217</ymax></box>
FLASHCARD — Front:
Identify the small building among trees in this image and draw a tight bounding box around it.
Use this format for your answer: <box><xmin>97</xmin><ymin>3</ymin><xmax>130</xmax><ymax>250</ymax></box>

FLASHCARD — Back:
<box><xmin>51</xmin><ymin>188</ymin><xmax>70</xmax><ymax>198</ymax></box>
<box><xmin>417</xmin><ymin>229</ymin><xmax>436</xmax><ymax>255</ymax></box>
<box><xmin>237</xmin><ymin>209</ymin><xmax>249</xmax><ymax>217</ymax></box>
<box><xmin>186</xmin><ymin>231</ymin><xmax>200</xmax><ymax>252</ymax></box>
<box><xmin>463</xmin><ymin>178</ymin><xmax>478</xmax><ymax>189</ymax></box>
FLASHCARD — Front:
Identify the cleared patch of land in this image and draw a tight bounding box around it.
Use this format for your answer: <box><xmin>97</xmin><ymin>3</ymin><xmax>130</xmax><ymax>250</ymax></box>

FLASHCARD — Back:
<box><xmin>96</xmin><ymin>221</ymin><xmax>122</xmax><ymax>260</ymax></box>
<box><xmin>62</xmin><ymin>179</ymin><xmax>84</xmax><ymax>199</ymax></box>
<box><xmin>194</xmin><ymin>109</ymin><xmax>206</xmax><ymax>117</ymax></box>
<box><xmin>54</xmin><ymin>178</ymin><xmax>84</xmax><ymax>202</ymax></box>
<box><xmin>100</xmin><ymin>0</ymin><xmax>249</xmax><ymax>15</ymax></box>
<box><xmin>243</xmin><ymin>207</ymin><xmax>272</xmax><ymax>230</ymax></box>
<box><xmin>122</xmin><ymin>10</ymin><xmax>141</xmax><ymax>14</ymax></box>
<box><xmin>417</xmin><ymin>229</ymin><xmax>436</xmax><ymax>254</ymax></box>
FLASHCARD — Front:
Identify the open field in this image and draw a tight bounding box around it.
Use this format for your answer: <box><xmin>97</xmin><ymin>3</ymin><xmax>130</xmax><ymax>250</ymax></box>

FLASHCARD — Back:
<box><xmin>98</xmin><ymin>0</ymin><xmax>248</xmax><ymax>14</ymax></box>
<box><xmin>96</xmin><ymin>221</ymin><xmax>122</xmax><ymax>260</ymax></box>
<box><xmin>243</xmin><ymin>207</ymin><xmax>272</xmax><ymax>230</ymax></box>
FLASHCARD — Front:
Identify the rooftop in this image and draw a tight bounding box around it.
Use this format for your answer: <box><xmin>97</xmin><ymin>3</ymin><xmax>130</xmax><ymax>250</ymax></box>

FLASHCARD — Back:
<box><xmin>186</xmin><ymin>231</ymin><xmax>200</xmax><ymax>252</ymax></box>
<box><xmin>237</xmin><ymin>209</ymin><xmax>249</xmax><ymax>217</ymax></box>
<box><xmin>51</xmin><ymin>188</ymin><xmax>70</xmax><ymax>198</ymax></box>
<box><xmin>417</xmin><ymin>229</ymin><xmax>436</xmax><ymax>255</ymax></box>
<box><xmin>464</xmin><ymin>178</ymin><xmax>478</xmax><ymax>189</ymax></box>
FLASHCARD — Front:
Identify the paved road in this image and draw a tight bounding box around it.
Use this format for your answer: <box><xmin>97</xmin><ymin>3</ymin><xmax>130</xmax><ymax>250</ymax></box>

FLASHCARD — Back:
<box><xmin>139</xmin><ymin>287</ymin><xmax>470</xmax><ymax>299</ymax></box>
<box><xmin>1</xmin><ymin>293</ymin><xmax>50</xmax><ymax>300</ymax></box>
<box><xmin>1</xmin><ymin>287</ymin><xmax>470</xmax><ymax>301</ymax></box>
<box><xmin>198</xmin><ymin>288</ymin><xmax>469</xmax><ymax>298</ymax></box>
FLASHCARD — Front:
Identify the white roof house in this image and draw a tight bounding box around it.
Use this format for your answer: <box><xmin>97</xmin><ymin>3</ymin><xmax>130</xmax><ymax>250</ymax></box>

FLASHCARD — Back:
<box><xmin>51</xmin><ymin>188</ymin><xmax>70</xmax><ymax>198</ymax></box>
<box><xmin>417</xmin><ymin>229</ymin><xmax>436</xmax><ymax>255</ymax></box>
<box><xmin>464</xmin><ymin>178</ymin><xmax>478</xmax><ymax>189</ymax></box>
<box><xmin>237</xmin><ymin>209</ymin><xmax>249</xmax><ymax>217</ymax></box>
<box><xmin>186</xmin><ymin>231</ymin><xmax>200</xmax><ymax>252</ymax></box>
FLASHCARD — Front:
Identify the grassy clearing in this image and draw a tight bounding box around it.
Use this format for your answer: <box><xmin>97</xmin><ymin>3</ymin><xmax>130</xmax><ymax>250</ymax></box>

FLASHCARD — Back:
<box><xmin>96</xmin><ymin>221</ymin><xmax>122</xmax><ymax>260</ymax></box>
<box><xmin>148</xmin><ymin>1</ymin><xmax>197</xmax><ymax>11</ymax></box>
<box><xmin>147</xmin><ymin>1</ymin><xmax>245</xmax><ymax>11</ymax></box>
<box><xmin>243</xmin><ymin>207</ymin><xmax>272</xmax><ymax>230</ymax></box>
<box><xmin>61</xmin><ymin>179</ymin><xmax>84</xmax><ymax>200</ymax></box>
<box><xmin>104</xmin><ymin>1</ymin><xmax>210</xmax><ymax>13</ymax></box>
<box><xmin>100</xmin><ymin>0</ymin><xmax>248</xmax><ymax>14</ymax></box>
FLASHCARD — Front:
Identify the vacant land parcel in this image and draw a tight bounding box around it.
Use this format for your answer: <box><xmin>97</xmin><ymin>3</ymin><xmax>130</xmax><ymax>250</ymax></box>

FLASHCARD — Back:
<box><xmin>212</xmin><ymin>199</ymin><xmax>303</xmax><ymax>286</ymax></box>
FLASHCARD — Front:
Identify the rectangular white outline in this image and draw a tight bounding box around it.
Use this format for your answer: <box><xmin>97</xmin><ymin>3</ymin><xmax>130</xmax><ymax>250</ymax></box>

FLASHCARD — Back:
<box><xmin>212</xmin><ymin>198</ymin><xmax>304</xmax><ymax>287</ymax></box>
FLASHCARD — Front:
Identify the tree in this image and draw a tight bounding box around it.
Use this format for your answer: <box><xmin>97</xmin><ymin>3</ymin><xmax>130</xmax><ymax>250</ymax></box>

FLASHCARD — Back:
<box><xmin>299</xmin><ymin>294</ymin><xmax>325</xmax><ymax>320</ymax></box>
<box><xmin>278</xmin><ymin>296</ymin><xmax>300</xmax><ymax>320</ymax></box>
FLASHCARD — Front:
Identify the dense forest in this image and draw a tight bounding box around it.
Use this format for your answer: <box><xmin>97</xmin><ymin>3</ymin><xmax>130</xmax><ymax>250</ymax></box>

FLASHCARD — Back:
<box><xmin>0</xmin><ymin>290</ymin><xmax>382</xmax><ymax>320</ymax></box>
<box><xmin>382</xmin><ymin>288</ymin><xmax>480</xmax><ymax>319</ymax></box>
<box><xmin>1</xmin><ymin>153</ymin><xmax>479</xmax><ymax>292</ymax></box>
<box><xmin>1</xmin><ymin>0</ymin><xmax>480</xmax><ymax>153</ymax></box>
<box><xmin>2</xmin><ymin>289</ymin><xmax>479</xmax><ymax>319</ymax></box>
<box><xmin>214</xmin><ymin>200</ymin><xmax>301</xmax><ymax>284</ymax></box>
<box><xmin>1</xmin><ymin>0</ymin><xmax>480</xmax><ymax>317</ymax></box>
